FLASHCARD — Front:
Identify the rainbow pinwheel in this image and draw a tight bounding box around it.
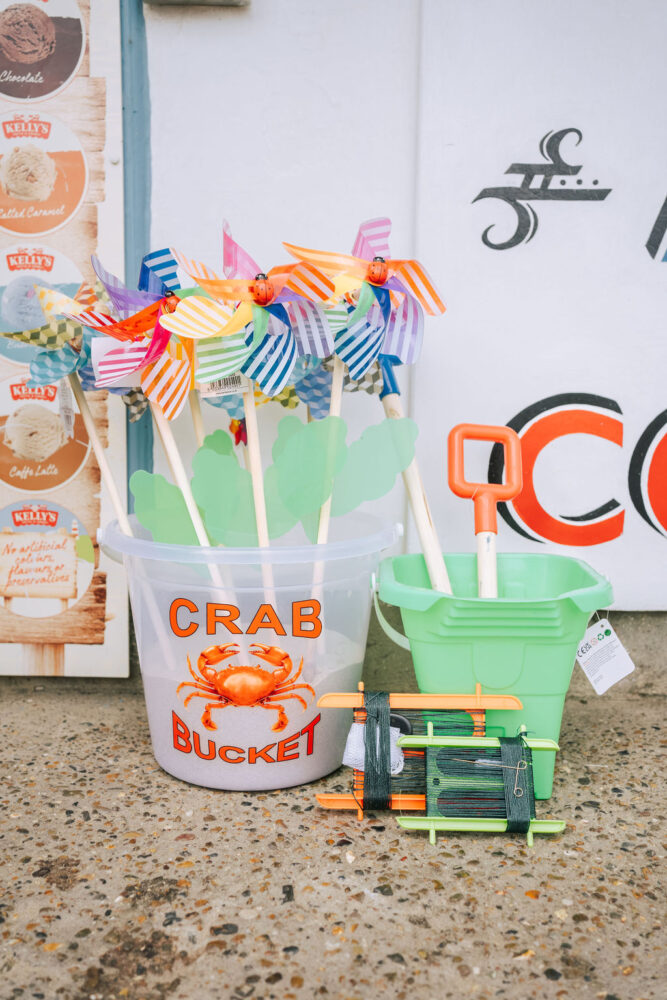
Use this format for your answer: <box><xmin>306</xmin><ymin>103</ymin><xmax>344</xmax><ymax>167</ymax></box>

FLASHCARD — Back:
<box><xmin>89</xmin><ymin>250</ymin><xmax>209</xmax><ymax>420</ymax></box>
<box><xmin>162</xmin><ymin>224</ymin><xmax>338</xmax><ymax>397</ymax></box>
<box><xmin>283</xmin><ymin>218</ymin><xmax>443</xmax><ymax>378</ymax></box>
<box><xmin>173</xmin><ymin>227</ymin><xmax>336</xmax><ymax>341</ymax></box>
<box><xmin>36</xmin><ymin>280</ymin><xmax>193</xmax><ymax>422</ymax></box>
<box><xmin>91</xmin><ymin>247</ymin><xmax>183</xmax><ymax>317</ymax></box>
<box><xmin>284</xmin><ymin>217</ymin><xmax>444</xmax><ymax>316</ymax></box>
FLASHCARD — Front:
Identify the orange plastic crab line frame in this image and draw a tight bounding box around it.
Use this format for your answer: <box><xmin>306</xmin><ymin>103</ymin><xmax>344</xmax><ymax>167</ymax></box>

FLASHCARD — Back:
<box><xmin>316</xmin><ymin>682</ymin><xmax>522</xmax><ymax>819</ymax></box>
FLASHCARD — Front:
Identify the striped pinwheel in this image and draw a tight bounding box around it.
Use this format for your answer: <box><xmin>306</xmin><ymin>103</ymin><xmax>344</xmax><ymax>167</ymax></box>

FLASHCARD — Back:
<box><xmin>91</xmin><ymin>246</ymin><xmax>186</xmax><ymax>316</ymax></box>
<box><xmin>162</xmin><ymin>223</ymin><xmax>337</xmax><ymax>398</ymax></box>
<box><xmin>174</xmin><ymin>226</ymin><xmax>336</xmax><ymax>341</ymax></box>
<box><xmin>88</xmin><ymin>251</ymin><xmax>207</xmax><ymax>421</ymax></box>
<box><xmin>36</xmin><ymin>279</ymin><xmax>193</xmax><ymax>422</ymax></box>
<box><xmin>284</xmin><ymin>216</ymin><xmax>444</xmax><ymax>317</ymax></box>
<box><xmin>284</xmin><ymin>217</ymin><xmax>444</xmax><ymax>378</ymax></box>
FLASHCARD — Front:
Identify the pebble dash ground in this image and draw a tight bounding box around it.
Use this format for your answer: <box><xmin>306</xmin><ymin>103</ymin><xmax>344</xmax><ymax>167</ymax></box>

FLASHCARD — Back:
<box><xmin>0</xmin><ymin>611</ymin><xmax>664</xmax><ymax>1000</ymax></box>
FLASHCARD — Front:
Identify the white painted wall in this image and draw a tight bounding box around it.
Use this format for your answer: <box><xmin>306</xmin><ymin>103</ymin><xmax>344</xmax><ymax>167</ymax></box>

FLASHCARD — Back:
<box><xmin>413</xmin><ymin>0</ymin><xmax>667</xmax><ymax>608</ymax></box>
<box><xmin>144</xmin><ymin>0</ymin><xmax>426</xmax><ymax>542</ymax></box>
<box><xmin>143</xmin><ymin>0</ymin><xmax>667</xmax><ymax>606</ymax></box>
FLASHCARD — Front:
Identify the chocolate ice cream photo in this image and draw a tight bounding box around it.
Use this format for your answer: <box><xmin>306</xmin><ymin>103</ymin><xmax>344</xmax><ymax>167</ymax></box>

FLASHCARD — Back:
<box><xmin>0</xmin><ymin>0</ymin><xmax>84</xmax><ymax>102</ymax></box>
<box><xmin>0</xmin><ymin>3</ymin><xmax>55</xmax><ymax>64</ymax></box>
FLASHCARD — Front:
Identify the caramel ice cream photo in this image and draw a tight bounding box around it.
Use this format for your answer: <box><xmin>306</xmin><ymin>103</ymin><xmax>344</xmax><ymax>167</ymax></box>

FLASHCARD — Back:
<box><xmin>0</xmin><ymin>112</ymin><xmax>87</xmax><ymax>237</ymax></box>
<box><xmin>0</xmin><ymin>144</ymin><xmax>56</xmax><ymax>202</ymax></box>
<box><xmin>0</xmin><ymin>3</ymin><xmax>56</xmax><ymax>65</ymax></box>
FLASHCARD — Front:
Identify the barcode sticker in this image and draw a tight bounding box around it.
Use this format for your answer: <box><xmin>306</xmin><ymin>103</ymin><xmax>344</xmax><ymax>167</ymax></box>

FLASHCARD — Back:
<box><xmin>198</xmin><ymin>374</ymin><xmax>247</xmax><ymax>398</ymax></box>
<box><xmin>576</xmin><ymin>618</ymin><xmax>635</xmax><ymax>695</ymax></box>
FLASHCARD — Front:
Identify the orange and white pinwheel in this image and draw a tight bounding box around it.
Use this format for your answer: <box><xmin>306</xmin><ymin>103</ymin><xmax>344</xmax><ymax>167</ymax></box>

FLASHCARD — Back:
<box><xmin>283</xmin><ymin>217</ymin><xmax>445</xmax><ymax>319</ymax></box>
<box><xmin>170</xmin><ymin>226</ymin><xmax>336</xmax><ymax>344</ymax></box>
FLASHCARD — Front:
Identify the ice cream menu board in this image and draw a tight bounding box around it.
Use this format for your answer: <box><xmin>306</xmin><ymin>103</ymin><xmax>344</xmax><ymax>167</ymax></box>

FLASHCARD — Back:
<box><xmin>0</xmin><ymin>0</ymin><xmax>85</xmax><ymax>102</ymax></box>
<box><xmin>0</xmin><ymin>1</ymin><xmax>127</xmax><ymax>676</ymax></box>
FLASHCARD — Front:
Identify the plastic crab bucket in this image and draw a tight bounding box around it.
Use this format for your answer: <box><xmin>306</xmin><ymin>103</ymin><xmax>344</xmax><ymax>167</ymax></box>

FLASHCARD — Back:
<box><xmin>376</xmin><ymin>552</ymin><xmax>613</xmax><ymax>799</ymax></box>
<box><xmin>99</xmin><ymin>513</ymin><xmax>395</xmax><ymax>791</ymax></box>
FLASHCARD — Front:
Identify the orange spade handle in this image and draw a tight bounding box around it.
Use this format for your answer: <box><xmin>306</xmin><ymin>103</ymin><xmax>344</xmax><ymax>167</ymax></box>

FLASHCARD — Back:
<box><xmin>448</xmin><ymin>423</ymin><xmax>523</xmax><ymax>534</ymax></box>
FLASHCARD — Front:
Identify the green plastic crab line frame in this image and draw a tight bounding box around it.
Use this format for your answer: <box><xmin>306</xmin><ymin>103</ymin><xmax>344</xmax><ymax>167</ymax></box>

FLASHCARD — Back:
<box><xmin>396</xmin><ymin>727</ymin><xmax>565</xmax><ymax>847</ymax></box>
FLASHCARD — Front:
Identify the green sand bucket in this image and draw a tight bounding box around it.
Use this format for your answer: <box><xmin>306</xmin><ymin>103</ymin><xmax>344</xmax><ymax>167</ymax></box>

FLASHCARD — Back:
<box><xmin>376</xmin><ymin>552</ymin><xmax>613</xmax><ymax>799</ymax></box>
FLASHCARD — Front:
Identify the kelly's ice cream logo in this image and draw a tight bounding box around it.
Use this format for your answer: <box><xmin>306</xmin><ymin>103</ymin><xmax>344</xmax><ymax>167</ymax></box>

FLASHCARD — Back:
<box><xmin>6</xmin><ymin>248</ymin><xmax>54</xmax><ymax>271</ymax></box>
<box><xmin>170</xmin><ymin>598</ymin><xmax>322</xmax><ymax>765</ymax></box>
<box><xmin>11</xmin><ymin>505</ymin><xmax>58</xmax><ymax>528</ymax></box>
<box><xmin>10</xmin><ymin>382</ymin><xmax>57</xmax><ymax>402</ymax></box>
<box><xmin>2</xmin><ymin>115</ymin><xmax>51</xmax><ymax>140</ymax></box>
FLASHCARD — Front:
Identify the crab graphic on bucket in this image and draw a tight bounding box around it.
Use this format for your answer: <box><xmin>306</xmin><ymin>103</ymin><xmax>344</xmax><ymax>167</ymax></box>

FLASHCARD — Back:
<box><xmin>177</xmin><ymin>642</ymin><xmax>315</xmax><ymax>733</ymax></box>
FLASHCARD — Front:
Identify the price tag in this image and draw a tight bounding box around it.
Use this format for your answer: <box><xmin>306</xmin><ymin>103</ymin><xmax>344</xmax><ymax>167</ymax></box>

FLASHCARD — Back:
<box><xmin>198</xmin><ymin>374</ymin><xmax>248</xmax><ymax>398</ymax></box>
<box><xmin>576</xmin><ymin>618</ymin><xmax>635</xmax><ymax>694</ymax></box>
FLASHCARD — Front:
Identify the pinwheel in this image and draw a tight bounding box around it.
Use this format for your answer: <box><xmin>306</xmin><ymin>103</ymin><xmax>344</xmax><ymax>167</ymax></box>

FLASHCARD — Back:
<box><xmin>284</xmin><ymin>218</ymin><xmax>443</xmax><ymax>382</ymax></box>
<box><xmin>173</xmin><ymin>225</ymin><xmax>336</xmax><ymax>340</ymax></box>
<box><xmin>285</xmin><ymin>220</ymin><xmax>450</xmax><ymax>587</ymax></box>
<box><xmin>162</xmin><ymin>227</ymin><xmax>341</xmax><ymax>554</ymax></box>
<box><xmin>165</xmin><ymin>224</ymin><xmax>337</xmax><ymax>400</ymax></box>
<box><xmin>284</xmin><ymin>216</ymin><xmax>444</xmax><ymax>318</ymax></box>
<box><xmin>37</xmin><ymin>283</ymin><xmax>215</xmax><ymax>549</ymax></box>
<box><xmin>72</xmin><ymin>251</ymin><xmax>209</xmax><ymax>435</ymax></box>
<box><xmin>11</xmin><ymin>285</ymin><xmax>132</xmax><ymax>537</ymax></box>
<box><xmin>294</xmin><ymin>357</ymin><xmax>384</xmax><ymax>419</ymax></box>
<box><xmin>35</xmin><ymin>285</ymin><xmax>179</xmax><ymax>410</ymax></box>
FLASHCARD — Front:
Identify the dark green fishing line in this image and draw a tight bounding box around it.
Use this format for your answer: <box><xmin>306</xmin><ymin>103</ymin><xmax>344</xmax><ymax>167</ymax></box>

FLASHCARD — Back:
<box><xmin>426</xmin><ymin>739</ymin><xmax>536</xmax><ymax>826</ymax></box>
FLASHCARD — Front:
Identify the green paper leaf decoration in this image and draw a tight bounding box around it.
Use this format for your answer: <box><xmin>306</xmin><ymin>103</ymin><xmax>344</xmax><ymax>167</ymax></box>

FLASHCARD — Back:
<box><xmin>75</xmin><ymin>534</ymin><xmax>95</xmax><ymax>563</ymax></box>
<box><xmin>130</xmin><ymin>470</ymin><xmax>200</xmax><ymax>546</ymax></box>
<box><xmin>202</xmin><ymin>429</ymin><xmax>235</xmax><ymax>459</ymax></box>
<box><xmin>273</xmin><ymin>416</ymin><xmax>347</xmax><ymax>520</ymax></box>
<box><xmin>271</xmin><ymin>414</ymin><xmax>305</xmax><ymax>463</ymax></box>
<box><xmin>264</xmin><ymin>464</ymin><xmax>299</xmax><ymax>539</ymax></box>
<box><xmin>191</xmin><ymin>448</ymin><xmax>258</xmax><ymax>546</ymax></box>
<box><xmin>331</xmin><ymin>418</ymin><xmax>418</xmax><ymax>516</ymax></box>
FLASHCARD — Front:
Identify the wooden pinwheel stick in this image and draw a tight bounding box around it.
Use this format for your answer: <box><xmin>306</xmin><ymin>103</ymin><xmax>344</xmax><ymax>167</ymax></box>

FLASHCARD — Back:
<box><xmin>316</xmin><ymin>355</ymin><xmax>345</xmax><ymax>545</ymax></box>
<box><xmin>69</xmin><ymin>375</ymin><xmax>178</xmax><ymax>664</ymax></box>
<box><xmin>68</xmin><ymin>373</ymin><xmax>132</xmax><ymax>536</ymax></box>
<box><xmin>241</xmin><ymin>381</ymin><xmax>275</xmax><ymax>595</ymax></box>
<box><xmin>379</xmin><ymin>360</ymin><xmax>452</xmax><ymax>595</ymax></box>
<box><xmin>189</xmin><ymin>388</ymin><xmax>205</xmax><ymax>449</ymax></box>
<box><xmin>242</xmin><ymin>381</ymin><xmax>270</xmax><ymax>549</ymax></box>
<box><xmin>150</xmin><ymin>403</ymin><xmax>212</xmax><ymax>548</ymax></box>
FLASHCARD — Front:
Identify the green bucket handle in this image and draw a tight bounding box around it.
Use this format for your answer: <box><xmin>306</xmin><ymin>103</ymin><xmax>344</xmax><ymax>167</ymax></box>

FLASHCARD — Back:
<box><xmin>372</xmin><ymin>574</ymin><xmax>411</xmax><ymax>651</ymax></box>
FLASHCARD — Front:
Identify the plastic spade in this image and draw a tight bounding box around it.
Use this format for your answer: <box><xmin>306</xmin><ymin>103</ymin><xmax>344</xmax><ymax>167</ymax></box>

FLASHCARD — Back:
<box><xmin>448</xmin><ymin>424</ymin><xmax>522</xmax><ymax>598</ymax></box>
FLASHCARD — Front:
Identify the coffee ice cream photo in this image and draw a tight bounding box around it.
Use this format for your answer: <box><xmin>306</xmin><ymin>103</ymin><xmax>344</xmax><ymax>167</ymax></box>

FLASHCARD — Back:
<box><xmin>0</xmin><ymin>144</ymin><xmax>56</xmax><ymax>202</ymax></box>
<box><xmin>0</xmin><ymin>3</ymin><xmax>55</xmax><ymax>65</ymax></box>
<box><xmin>4</xmin><ymin>403</ymin><xmax>65</xmax><ymax>461</ymax></box>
